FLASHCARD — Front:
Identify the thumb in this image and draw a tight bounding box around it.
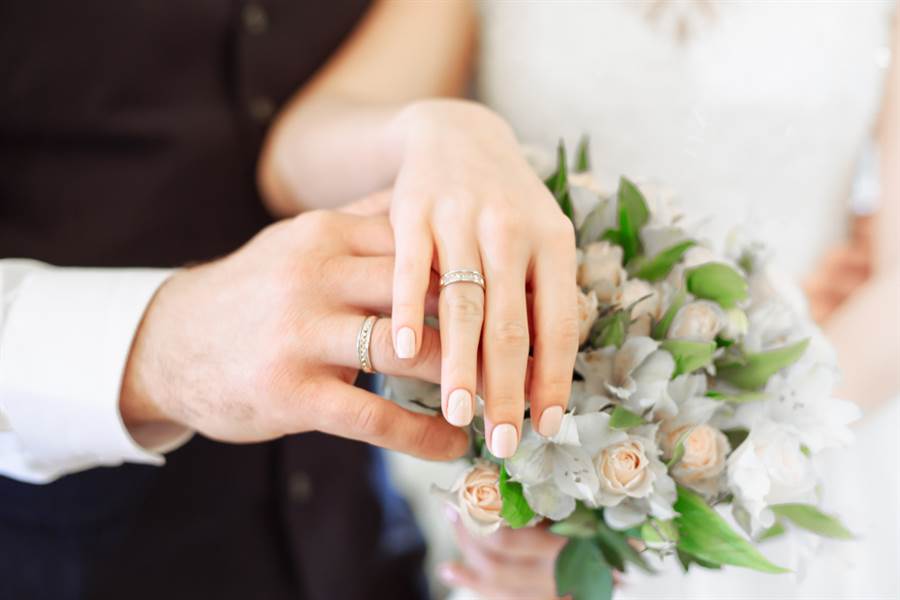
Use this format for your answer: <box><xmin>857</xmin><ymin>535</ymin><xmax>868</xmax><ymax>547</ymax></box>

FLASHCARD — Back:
<box><xmin>340</xmin><ymin>189</ymin><xmax>392</xmax><ymax>216</ymax></box>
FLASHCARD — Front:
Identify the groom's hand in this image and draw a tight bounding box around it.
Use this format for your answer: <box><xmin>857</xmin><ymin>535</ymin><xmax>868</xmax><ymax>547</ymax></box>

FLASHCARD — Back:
<box><xmin>120</xmin><ymin>210</ymin><xmax>468</xmax><ymax>460</ymax></box>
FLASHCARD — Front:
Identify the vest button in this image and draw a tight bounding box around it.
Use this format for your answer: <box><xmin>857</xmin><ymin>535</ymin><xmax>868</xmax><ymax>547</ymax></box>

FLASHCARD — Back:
<box><xmin>287</xmin><ymin>471</ymin><xmax>313</xmax><ymax>503</ymax></box>
<box><xmin>248</xmin><ymin>96</ymin><xmax>275</xmax><ymax>124</ymax></box>
<box><xmin>242</xmin><ymin>3</ymin><xmax>269</xmax><ymax>35</ymax></box>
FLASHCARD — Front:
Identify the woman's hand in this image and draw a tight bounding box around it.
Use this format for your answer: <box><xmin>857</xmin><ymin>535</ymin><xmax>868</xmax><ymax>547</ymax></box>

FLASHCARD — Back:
<box><xmin>439</xmin><ymin>510</ymin><xmax>568</xmax><ymax>599</ymax></box>
<box><xmin>388</xmin><ymin>99</ymin><xmax>578</xmax><ymax>458</ymax></box>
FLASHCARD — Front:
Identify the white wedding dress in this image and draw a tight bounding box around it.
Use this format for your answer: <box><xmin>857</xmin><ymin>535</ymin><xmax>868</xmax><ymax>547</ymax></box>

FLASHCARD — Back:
<box><xmin>388</xmin><ymin>1</ymin><xmax>899</xmax><ymax>598</ymax></box>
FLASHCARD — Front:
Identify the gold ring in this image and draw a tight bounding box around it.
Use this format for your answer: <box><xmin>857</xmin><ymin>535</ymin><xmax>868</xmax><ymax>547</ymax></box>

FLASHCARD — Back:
<box><xmin>440</xmin><ymin>269</ymin><xmax>485</xmax><ymax>290</ymax></box>
<box><xmin>356</xmin><ymin>315</ymin><xmax>378</xmax><ymax>374</ymax></box>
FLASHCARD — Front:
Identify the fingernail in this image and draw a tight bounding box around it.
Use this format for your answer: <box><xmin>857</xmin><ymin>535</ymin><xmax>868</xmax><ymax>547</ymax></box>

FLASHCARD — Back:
<box><xmin>490</xmin><ymin>423</ymin><xmax>519</xmax><ymax>458</ymax></box>
<box><xmin>395</xmin><ymin>327</ymin><xmax>416</xmax><ymax>359</ymax></box>
<box><xmin>446</xmin><ymin>389</ymin><xmax>473</xmax><ymax>426</ymax></box>
<box><xmin>538</xmin><ymin>406</ymin><xmax>564</xmax><ymax>438</ymax></box>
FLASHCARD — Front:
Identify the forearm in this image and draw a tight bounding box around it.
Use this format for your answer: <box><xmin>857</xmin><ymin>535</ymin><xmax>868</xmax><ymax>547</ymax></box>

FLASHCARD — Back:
<box><xmin>258</xmin><ymin>97</ymin><xmax>406</xmax><ymax>214</ymax></box>
<box><xmin>825</xmin><ymin>270</ymin><xmax>900</xmax><ymax>410</ymax></box>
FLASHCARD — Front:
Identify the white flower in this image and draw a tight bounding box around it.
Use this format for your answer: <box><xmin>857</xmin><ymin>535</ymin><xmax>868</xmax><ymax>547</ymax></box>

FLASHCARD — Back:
<box><xmin>668</xmin><ymin>300</ymin><xmax>725</xmax><ymax>342</ymax></box>
<box><xmin>726</xmin><ymin>421</ymin><xmax>818</xmax><ymax>535</ymax></box>
<box><xmin>590</xmin><ymin>420</ymin><xmax>677</xmax><ymax>529</ymax></box>
<box><xmin>578</xmin><ymin>241</ymin><xmax>626</xmax><ymax>302</ymax></box>
<box><xmin>506</xmin><ymin>413</ymin><xmax>605</xmax><ymax>520</ymax></box>
<box><xmin>607</xmin><ymin>337</ymin><xmax>677</xmax><ymax>416</ymax></box>
<box><xmin>613</xmin><ymin>279</ymin><xmax>660</xmax><ymax>337</ymax></box>
<box><xmin>720</xmin><ymin>307</ymin><xmax>749</xmax><ymax>340</ymax></box>
<box><xmin>383</xmin><ymin>376</ymin><xmax>441</xmax><ymax>411</ymax></box>
<box><xmin>435</xmin><ymin>461</ymin><xmax>504</xmax><ymax>536</ymax></box>
<box><xmin>577</xmin><ymin>289</ymin><xmax>599</xmax><ymax>345</ymax></box>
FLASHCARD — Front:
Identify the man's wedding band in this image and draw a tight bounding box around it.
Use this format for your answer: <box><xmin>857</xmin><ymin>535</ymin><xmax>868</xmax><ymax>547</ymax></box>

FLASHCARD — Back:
<box><xmin>356</xmin><ymin>315</ymin><xmax>378</xmax><ymax>374</ymax></box>
<box><xmin>440</xmin><ymin>269</ymin><xmax>485</xmax><ymax>290</ymax></box>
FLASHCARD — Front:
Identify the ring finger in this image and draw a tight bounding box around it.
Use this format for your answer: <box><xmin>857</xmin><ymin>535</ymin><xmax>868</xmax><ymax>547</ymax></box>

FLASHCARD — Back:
<box><xmin>436</xmin><ymin>232</ymin><xmax>485</xmax><ymax>427</ymax></box>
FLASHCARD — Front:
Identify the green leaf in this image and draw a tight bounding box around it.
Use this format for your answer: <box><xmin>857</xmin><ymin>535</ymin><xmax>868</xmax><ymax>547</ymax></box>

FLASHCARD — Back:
<box><xmin>590</xmin><ymin>309</ymin><xmax>629</xmax><ymax>349</ymax></box>
<box><xmin>716</xmin><ymin>339</ymin><xmax>810</xmax><ymax>390</ymax></box>
<box><xmin>577</xmin><ymin>199</ymin><xmax>611</xmax><ymax>247</ymax></box>
<box><xmin>674</xmin><ymin>486</ymin><xmax>789</xmax><ymax>573</ymax></box>
<box><xmin>544</xmin><ymin>140</ymin><xmax>575</xmax><ymax>221</ymax></box>
<box><xmin>609</xmin><ymin>405</ymin><xmax>646</xmax><ymax>430</ymax></box>
<box><xmin>685</xmin><ymin>263</ymin><xmax>749</xmax><ymax>308</ymax></box>
<box><xmin>705</xmin><ymin>390</ymin><xmax>767</xmax><ymax>403</ymax></box>
<box><xmin>723</xmin><ymin>428</ymin><xmax>749</xmax><ymax>450</ymax></box>
<box><xmin>616</xmin><ymin>177</ymin><xmax>649</xmax><ymax>264</ymax></box>
<box><xmin>652</xmin><ymin>288</ymin><xmax>687</xmax><ymax>340</ymax></box>
<box><xmin>631</xmin><ymin>240</ymin><xmax>696</xmax><ymax>282</ymax></box>
<box><xmin>550</xmin><ymin>503</ymin><xmax>600</xmax><ymax>538</ymax></box>
<box><xmin>666</xmin><ymin>427</ymin><xmax>693</xmax><ymax>468</ymax></box>
<box><xmin>575</xmin><ymin>134</ymin><xmax>591</xmax><ymax>172</ymax></box>
<box><xmin>771</xmin><ymin>504</ymin><xmax>854</xmax><ymax>540</ymax></box>
<box><xmin>758</xmin><ymin>521</ymin><xmax>787</xmax><ymax>541</ymax></box>
<box><xmin>555</xmin><ymin>538</ymin><xmax>614</xmax><ymax>600</ymax></box>
<box><xmin>677</xmin><ymin>549</ymin><xmax>723</xmax><ymax>572</ymax></box>
<box><xmin>641</xmin><ymin>518</ymin><xmax>680</xmax><ymax>551</ymax></box>
<box><xmin>499</xmin><ymin>463</ymin><xmax>535</xmax><ymax>528</ymax></box>
<box><xmin>600</xmin><ymin>228</ymin><xmax>621</xmax><ymax>245</ymax></box>
<box><xmin>596</xmin><ymin>518</ymin><xmax>653</xmax><ymax>573</ymax></box>
<box><xmin>660</xmin><ymin>339</ymin><xmax>716</xmax><ymax>376</ymax></box>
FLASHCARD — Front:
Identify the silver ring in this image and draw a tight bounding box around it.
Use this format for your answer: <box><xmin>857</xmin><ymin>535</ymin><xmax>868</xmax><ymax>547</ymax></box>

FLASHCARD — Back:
<box><xmin>440</xmin><ymin>269</ymin><xmax>485</xmax><ymax>290</ymax></box>
<box><xmin>356</xmin><ymin>315</ymin><xmax>378</xmax><ymax>374</ymax></box>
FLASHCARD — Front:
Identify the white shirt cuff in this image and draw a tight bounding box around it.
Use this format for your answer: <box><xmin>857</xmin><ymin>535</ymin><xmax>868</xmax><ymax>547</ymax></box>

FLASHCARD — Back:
<box><xmin>0</xmin><ymin>267</ymin><xmax>192</xmax><ymax>483</ymax></box>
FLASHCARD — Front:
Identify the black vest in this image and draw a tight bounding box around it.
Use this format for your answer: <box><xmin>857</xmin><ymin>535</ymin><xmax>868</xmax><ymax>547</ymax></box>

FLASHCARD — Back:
<box><xmin>0</xmin><ymin>2</ymin><xmax>427</xmax><ymax>598</ymax></box>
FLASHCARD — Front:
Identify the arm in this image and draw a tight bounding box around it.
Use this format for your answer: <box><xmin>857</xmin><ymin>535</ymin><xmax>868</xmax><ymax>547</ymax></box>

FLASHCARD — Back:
<box><xmin>822</xmin><ymin>15</ymin><xmax>900</xmax><ymax>410</ymax></box>
<box><xmin>0</xmin><ymin>260</ymin><xmax>188</xmax><ymax>483</ymax></box>
<box><xmin>257</xmin><ymin>0</ymin><xmax>477</xmax><ymax>213</ymax></box>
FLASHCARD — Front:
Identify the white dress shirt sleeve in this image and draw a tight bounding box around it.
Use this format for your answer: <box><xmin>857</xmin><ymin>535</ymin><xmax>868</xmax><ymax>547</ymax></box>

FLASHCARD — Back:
<box><xmin>0</xmin><ymin>259</ymin><xmax>193</xmax><ymax>484</ymax></box>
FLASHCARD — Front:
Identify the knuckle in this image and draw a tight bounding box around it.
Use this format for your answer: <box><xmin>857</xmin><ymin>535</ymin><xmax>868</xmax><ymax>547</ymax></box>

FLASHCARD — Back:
<box><xmin>482</xmin><ymin>207</ymin><xmax>525</xmax><ymax>241</ymax></box>
<box><xmin>551</xmin><ymin>314</ymin><xmax>581</xmax><ymax>350</ymax></box>
<box><xmin>490</xmin><ymin>318</ymin><xmax>529</xmax><ymax>347</ymax></box>
<box><xmin>352</xmin><ymin>401</ymin><xmax>389</xmax><ymax>438</ymax></box>
<box><xmin>533</xmin><ymin>377</ymin><xmax>572</xmax><ymax>404</ymax></box>
<box><xmin>445</xmin><ymin>292</ymin><xmax>485</xmax><ymax>324</ymax></box>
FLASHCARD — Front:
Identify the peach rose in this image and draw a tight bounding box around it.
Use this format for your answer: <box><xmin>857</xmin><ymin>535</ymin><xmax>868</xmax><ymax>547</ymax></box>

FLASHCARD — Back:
<box><xmin>613</xmin><ymin>279</ymin><xmax>661</xmax><ymax>336</ymax></box>
<box><xmin>595</xmin><ymin>439</ymin><xmax>656</xmax><ymax>499</ymax></box>
<box><xmin>454</xmin><ymin>461</ymin><xmax>504</xmax><ymax>535</ymax></box>
<box><xmin>578</xmin><ymin>241</ymin><xmax>625</xmax><ymax>302</ymax></box>
<box><xmin>668</xmin><ymin>300</ymin><xmax>724</xmax><ymax>342</ymax></box>
<box><xmin>663</xmin><ymin>424</ymin><xmax>730</xmax><ymax>495</ymax></box>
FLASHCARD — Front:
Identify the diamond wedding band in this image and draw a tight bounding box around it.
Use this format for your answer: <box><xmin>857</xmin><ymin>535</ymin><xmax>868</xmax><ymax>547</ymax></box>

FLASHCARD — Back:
<box><xmin>440</xmin><ymin>269</ymin><xmax>485</xmax><ymax>290</ymax></box>
<box><xmin>356</xmin><ymin>315</ymin><xmax>378</xmax><ymax>374</ymax></box>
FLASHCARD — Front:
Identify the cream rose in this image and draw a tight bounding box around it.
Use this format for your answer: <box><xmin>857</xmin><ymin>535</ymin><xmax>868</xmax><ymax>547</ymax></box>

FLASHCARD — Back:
<box><xmin>668</xmin><ymin>300</ymin><xmax>725</xmax><ymax>342</ymax></box>
<box><xmin>578</xmin><ymin>241</ymin><xmax>625</xmax><ymax>302</ymax></box>
<box><xmin>595</xmin><ymin>439</ymin><xmax>656</xmax><ymax>500</ymax></box>
<box><xmin>577</xmin><ymin>289</ymin><xmax>600</xmax><ymax>345</ymax></box>
<box><xmin>613</xmin><ymin>279</ymin><xmax>661</xmax><ymax>336</ymax></box>
<box><xmin>662</xmin><ymin>424</ymin><xmax>730</xmax><ymax>495</ymax></box>
<box><xmin>453</xmin><ymin>461</ymin><xmax>504</xmax><ymax>535</ymax></box>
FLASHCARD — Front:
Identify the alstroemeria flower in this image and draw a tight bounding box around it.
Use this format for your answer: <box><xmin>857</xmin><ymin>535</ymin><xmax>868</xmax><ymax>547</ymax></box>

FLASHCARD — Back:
<box><xmin>506</xmin><ymin>413</ymin><xmax>609</xmax><ymax>520</ymax></box>
<box><xmin>608</xmin><ymin>337</ymin><xmax>677</xmax><ymax>417</ymax></box>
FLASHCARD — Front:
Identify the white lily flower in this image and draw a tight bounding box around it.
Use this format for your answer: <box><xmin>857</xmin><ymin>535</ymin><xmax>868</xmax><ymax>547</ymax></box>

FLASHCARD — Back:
<box><xmin>383</xmin><ymin>376</ymin><xmax>441</xmax><ymax>412</ymax></box>
<box><xmin>608</xmin><ymin>337</ymin><xmax>677</xmax><ymax>417</ymax></box>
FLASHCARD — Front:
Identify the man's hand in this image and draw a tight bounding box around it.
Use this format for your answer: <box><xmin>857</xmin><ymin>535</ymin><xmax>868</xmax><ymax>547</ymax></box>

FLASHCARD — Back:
<box><xmin>120</xmin><ymin>210</ymin><xmax>468</xmax><ymax>460</ymax></box>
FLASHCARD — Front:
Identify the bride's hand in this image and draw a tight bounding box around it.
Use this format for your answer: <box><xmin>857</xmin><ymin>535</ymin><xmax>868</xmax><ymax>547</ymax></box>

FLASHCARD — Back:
<box><xmin>388</xmin><ymin>99</ymin><xmax>578</xmax><ymax>457</ymax></box>
<box><xmin>439</xmin><ymin>510</ymin><xmax>567</xmax><ymax>599</ymax></box>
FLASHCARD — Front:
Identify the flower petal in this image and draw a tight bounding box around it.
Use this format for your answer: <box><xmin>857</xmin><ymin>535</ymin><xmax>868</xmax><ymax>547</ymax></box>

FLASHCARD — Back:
<box><xmin>523</xmin><ymin>482</ymin><xmax>577</xmax><ymax>521</ymax></box>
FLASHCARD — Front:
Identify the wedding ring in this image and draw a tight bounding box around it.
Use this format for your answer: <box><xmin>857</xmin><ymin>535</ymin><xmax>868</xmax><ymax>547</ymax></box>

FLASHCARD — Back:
<box><xmin>440</xmin><ymin>269</ymin><xmax>485</xmax><ymax>291</ymax></box>
<box><xmin>356</xmin><ymin>315</ymin><xmax>378</xmax><ymax>374</ymax></box>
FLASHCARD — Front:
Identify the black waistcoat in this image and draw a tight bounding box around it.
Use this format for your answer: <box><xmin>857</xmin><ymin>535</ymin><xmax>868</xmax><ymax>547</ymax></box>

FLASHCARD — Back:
<box><xmin>0</xmin><ymin>2</ymin><xmax>427</xmax><ymax>599</ymax></box>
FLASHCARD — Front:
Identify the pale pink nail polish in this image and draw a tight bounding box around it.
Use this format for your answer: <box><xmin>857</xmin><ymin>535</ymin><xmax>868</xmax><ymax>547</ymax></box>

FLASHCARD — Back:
<box><xmin>490</xmin><ymin>423</ymin><xmax>519</xmax><ymax>458</ymax></box>
<box><xmin>396</xmin><ymin>327</ymin><xmax>416</xmax><ymax>359</ymax></box>
<box><xmin>538</xmin><ymin>406</ymin><xmax>564</xmax><ymax>437</ymax></box>
<box><xmin>446</xmin><ymin>389</ymin><xmax>473</xmax><ymax>426</ymax></box>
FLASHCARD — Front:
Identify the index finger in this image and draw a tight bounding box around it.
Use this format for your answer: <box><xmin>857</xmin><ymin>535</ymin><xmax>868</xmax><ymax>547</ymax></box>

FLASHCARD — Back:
<box><xmin>314</xmin><ymin>380</ymin><xmax>469</xmax><ymax>461</ymax></box>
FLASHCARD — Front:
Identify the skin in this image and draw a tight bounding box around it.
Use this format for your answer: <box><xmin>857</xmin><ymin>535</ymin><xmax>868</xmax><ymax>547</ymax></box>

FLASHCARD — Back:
<box><xmin>120</xmin><ymin>209</ymin><xmax>468</xmax><ymax>461</ymax></box>
<box><xmin>257</xmin><ymin>0</ymin><xmax>579</xmax><ymax>453</ymax></box>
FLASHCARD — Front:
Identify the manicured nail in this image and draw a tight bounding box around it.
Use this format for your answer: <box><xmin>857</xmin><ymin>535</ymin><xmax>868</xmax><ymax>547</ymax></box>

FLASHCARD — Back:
<box><xmin>446</xmin><ymin>389</ymin><xmax>473</xmax><ymax>426</ymax></box>
<box><xmin>490</xmin><ymin>423</ymin><xmax>519</xmax><ymax>458</ymax></box>
<box><xmin>538</xmin><ymin>406</ymin><xmax>564</xmax><ymax>437</ymax></box>
<box><xmin>395</xmin><ymin>327</ymin><xmax>416</xmax><ymax>359</ymax></box>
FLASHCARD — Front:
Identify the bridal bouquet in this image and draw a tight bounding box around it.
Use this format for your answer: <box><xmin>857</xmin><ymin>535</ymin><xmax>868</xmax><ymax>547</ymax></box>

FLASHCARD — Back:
<box><xmin>386</xmin><ymin>140</ymin><xmax>859</xmax><ymax>600</ymax></box>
